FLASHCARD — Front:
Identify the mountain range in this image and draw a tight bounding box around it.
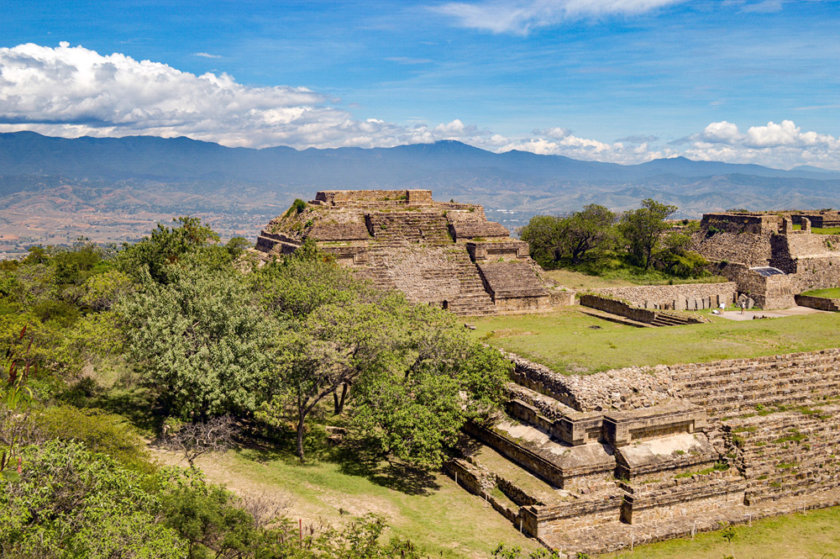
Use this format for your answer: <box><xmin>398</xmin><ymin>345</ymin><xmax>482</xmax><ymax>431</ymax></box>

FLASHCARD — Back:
<box><xmin>1</xmin><ymin>131</ymin><xmax>839</xmax><ymax>253</ymax></box>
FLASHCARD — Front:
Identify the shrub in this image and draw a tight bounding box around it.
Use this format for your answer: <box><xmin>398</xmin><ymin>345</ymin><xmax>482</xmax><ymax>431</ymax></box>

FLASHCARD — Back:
<box><xmin>34</xmin><ymin>405</ymin><xmax>156</xmax><ymax>473</ymax></box>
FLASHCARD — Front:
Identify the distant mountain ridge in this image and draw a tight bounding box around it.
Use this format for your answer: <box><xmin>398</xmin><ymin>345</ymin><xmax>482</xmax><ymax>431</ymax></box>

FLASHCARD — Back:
<box><xmin>2</xmin><ymin>131</ymin><xmax>838</xmax><ymax>186</ymax></box>
<box><xmin>1</xmin><ymin>131</ymin><xmax>839</xmax><ymax>249</ymax></box>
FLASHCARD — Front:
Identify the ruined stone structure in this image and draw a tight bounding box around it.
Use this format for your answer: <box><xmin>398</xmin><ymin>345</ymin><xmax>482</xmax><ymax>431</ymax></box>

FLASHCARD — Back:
<box><xmin>450</xmin><ymin>350</ymin><xmax>840</xmax><ymax>556</ymax></box>
<box><xmin>255</xmin><ymin>190</ymin><xmax>552</xmax><ymax>315</ymax></box>
<box><xmin>590</xmin><ymin>282</ymin><xmax>738</xmax><ymax>311</ymax></box>
<box><xmin>692</xmin><ymin>212</ymin><xmax>840</xmax><ymax>309</ymax></box>
<box><xmin>578</xmin><ymin>294</ymin><xmax>707</xmax><ymax>327</ymax></box>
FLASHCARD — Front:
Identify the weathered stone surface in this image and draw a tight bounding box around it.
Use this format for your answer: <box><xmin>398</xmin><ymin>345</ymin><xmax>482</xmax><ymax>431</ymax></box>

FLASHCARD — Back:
<box><xmin>254</xmin><ymin>189</ymin><xmax>555</xmax><ymax>315</ymax></box>
<box><xmin>692</xmin><ymin>211</ymin><xmax>840</xmax><ymax>309</ymax></box>
<box><xmin>451</xmin><ymin>347</ymin><xmax>840</xmax><ymax>556</ymax></box>
<box><xmin>592</xmin><ymin>283</ymin><xmax>737</xmax><ymax>312</ymax></box>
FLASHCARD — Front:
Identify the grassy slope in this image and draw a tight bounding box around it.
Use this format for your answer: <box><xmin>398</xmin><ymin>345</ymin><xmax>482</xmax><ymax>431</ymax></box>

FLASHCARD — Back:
<box><xmin>151</xmin><ymin>447</ymin><xmax>540</xmax><ymax>559</ymax></box>
<box><xmin>470</xmin><ymin>308</ymin><xmax>840</xmax><ymax>374</ymax></box>
<box><xmin>802</xmin><ymin>287</ymin><xmax>840</xmax><ymax>298</ymax></box>
<box><xmin>543</xmin><ymin>269</ymin><xmax>728</xmax><ymax>291</ymax></box>
<box><xmin>600</xmin><ymin>506</ymin><xmax>840</xmax><ymax>558</ymax></box>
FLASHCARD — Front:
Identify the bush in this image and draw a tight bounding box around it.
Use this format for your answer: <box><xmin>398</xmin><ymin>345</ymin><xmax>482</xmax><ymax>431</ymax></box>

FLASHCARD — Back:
<box><xmin>0</xmin><ymin>440</ymin><xmax>185</xmax><ymax>558</ymax></box>
<box><xmin>34</xmin><ymin>405</ymin><xmax>156</xmax><ymax>473</ymax></box>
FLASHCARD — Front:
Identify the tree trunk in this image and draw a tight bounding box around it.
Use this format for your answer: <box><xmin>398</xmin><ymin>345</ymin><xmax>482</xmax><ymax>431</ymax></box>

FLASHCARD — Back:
<box><xmin>333</xmin><ymin>383</ymin><xmax>349</xmax><ymax>415</ymax></box>
<box><xmin>296</xmin><ymin>414</ymin><xmax>306</xmax><ymax>461</ymax></box>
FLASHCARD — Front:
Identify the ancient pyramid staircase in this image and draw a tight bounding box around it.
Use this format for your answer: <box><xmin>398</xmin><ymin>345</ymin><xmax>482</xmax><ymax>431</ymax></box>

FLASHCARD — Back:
<box><xmin>365</xmin><ymin>212</ymin><xmax>453</xmax><ymax>246</ymax></box>
<box><xmin>354</xmin><ymin>244</ymin><xmax>496</xmax><ymax>316</ymax></box>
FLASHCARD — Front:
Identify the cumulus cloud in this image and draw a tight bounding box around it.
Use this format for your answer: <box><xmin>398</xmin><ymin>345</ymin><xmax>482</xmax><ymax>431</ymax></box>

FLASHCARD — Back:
<box><xmin>684</xmin><ymin>120</ymin><xmax>840</xmax><ymax>170</ymax></box>
<box><xmin>480</xmin><ymin>128</ymin><xmax>671</xmax><ymax>164</ymax></box>
<box><xmin>433</xmin><ymin>0</ymin><xmax>682</xmax><ymax>34</ymax></box>
<box><xmin>1</xmin><ymin>43</ymin><xmax>838</xmax><ymax>170</ymax></box>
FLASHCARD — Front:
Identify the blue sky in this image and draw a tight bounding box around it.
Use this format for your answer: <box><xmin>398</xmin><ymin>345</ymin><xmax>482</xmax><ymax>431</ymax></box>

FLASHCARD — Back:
<box><xmin>1</xmin><ymin>0</ymin><xmax>839</xmax><ymax>168</ymax></box>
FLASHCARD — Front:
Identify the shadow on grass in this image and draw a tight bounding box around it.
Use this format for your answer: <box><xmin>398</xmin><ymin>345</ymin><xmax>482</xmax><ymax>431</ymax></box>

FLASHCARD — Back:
<box><xmin>236</xmin><ymin>425</ymin><xmax>440</xmax><ymax>496</ymax></box>
<box><xmin>58</xmin><ymin>376</ymin><xmax>162</xmax><ymax>435</ymax></box>
<box><xmin>333</xmin><ymin>439</ymin><xmax>440</xmax><ymax>496</ymax></box>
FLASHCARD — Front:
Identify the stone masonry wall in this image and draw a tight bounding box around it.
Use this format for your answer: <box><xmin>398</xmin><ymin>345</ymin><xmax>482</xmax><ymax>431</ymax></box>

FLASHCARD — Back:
<box><xmin>592</xmin><ymin>282</ymin><xmax>737</xmax><ymax>311</ymax></box>
<box><xmin>795</xmin><ymin>294</ymin><xmax>840</xmax><ymax>311</ymax></box>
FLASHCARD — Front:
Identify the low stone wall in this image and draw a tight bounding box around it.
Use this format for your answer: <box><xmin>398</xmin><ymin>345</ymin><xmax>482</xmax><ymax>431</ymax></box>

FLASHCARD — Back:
<box><xmin>621</xmin><ymin>475</ymin><xmax>746</xmax><ymax>525</ymax></box>
<box><xmin>443</xmin><ymin>459</ymin><xmax>519</xmax><ymax>522</ymax></box>
<box><xmin>592</xmin><ymin>282</ymin><xmax>737</xmax><ymax>311</ymax></box>
<box><xmin>795</xmin><ymin>294</ymin><xmax>840</xmax><ymax>311</ymax></box>
<box><xmin>579</xmin><ymin>294</ymin><xmax>705</xmax><ymax>325</ymax></box>
<box><xmin>463</xmin><ymin>423</ymin><xmax>568</xmax><ymax>488</ymax></box>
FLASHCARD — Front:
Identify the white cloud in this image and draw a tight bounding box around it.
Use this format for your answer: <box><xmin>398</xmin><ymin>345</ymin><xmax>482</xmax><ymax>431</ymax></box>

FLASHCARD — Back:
<box><xmin>194</xmin><ymin>52</ymin><xmax>222</xmax><ymax>59</ymax></box>
<box><xmin>1</xmin><ymin>44</ymin><xmax>838</xmax><ymax>170</ymax></box>
<box><xmin>684</xmin><ymin>120</ymin><xmax>840</xmax><ymax>170</ymax></box>
<box><xmin>434</xmin><ymin>0</ymin><xmax>682</xmax><ymax>35</ymax></box>
<box><xmin>700</xmin><ymin>121</ymin><xmax>741</xmax><ymax>143</ymax></box>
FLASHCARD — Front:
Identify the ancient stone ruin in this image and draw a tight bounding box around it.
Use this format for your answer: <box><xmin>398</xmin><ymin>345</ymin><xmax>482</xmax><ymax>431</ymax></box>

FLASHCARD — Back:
<box><xmin>255</xmin><ymin>189</ymin><xmax>553</xmax><ymax>315</ymax></box>
<box><xmin>450</xmin><ymin>349</ymin><xmax>840</xmax><ymax>556</ymax></box>
<box><xmin>692</xmin><ymin>212</ymin><xmax>840</xmax><ymax>309</ymax></box>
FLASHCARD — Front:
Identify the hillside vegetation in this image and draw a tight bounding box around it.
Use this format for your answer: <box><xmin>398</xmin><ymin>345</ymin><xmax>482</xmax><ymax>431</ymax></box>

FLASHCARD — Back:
<box><xmin>0</xmin><ymin>217</ymin><xmax>528</xmax><ymax>558</ymax></box>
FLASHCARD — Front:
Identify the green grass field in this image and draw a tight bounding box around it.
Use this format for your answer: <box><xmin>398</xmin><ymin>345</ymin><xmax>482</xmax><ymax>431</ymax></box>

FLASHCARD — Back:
<box><xmin>801</xmin><ymin>287</ymin><xmax>840</xmax><ymax>299</ymax></box>
<box><xmin>152</xmin><ymin>447</ymin><xmax>541</xmax><ymax>559</ymax></box>
<box><xmin>470</xmin><ymin>308</ymin><xmax>840</xmax><ymax>374</ymax></box>
<box><xmin>600</xmin><ymin>506</ymin><xmax>840</xmax><ymax>558</ymax></box>
<box><xmin>793</xmin><ymin>224</ymin><xmax>840</xmax><ymax>235</ymax></box>
<box><xmin>543</xmin><ymin>268</ymin><xmax>728</xmax><ymax>292</ymax></box>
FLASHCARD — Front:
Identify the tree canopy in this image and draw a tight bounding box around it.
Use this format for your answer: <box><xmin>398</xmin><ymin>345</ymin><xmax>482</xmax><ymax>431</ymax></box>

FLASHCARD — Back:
<box><xmin>619</xmin><ymin>198</ymin><xmax>678</xmax><ymax>270</ymax></box>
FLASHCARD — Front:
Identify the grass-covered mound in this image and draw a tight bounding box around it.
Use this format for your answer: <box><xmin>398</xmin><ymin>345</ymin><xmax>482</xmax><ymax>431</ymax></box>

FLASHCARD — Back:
<box><xmin>801</xmin><ymin>287</ymin><xmax>840</xmax><ymax>299</ymax></box>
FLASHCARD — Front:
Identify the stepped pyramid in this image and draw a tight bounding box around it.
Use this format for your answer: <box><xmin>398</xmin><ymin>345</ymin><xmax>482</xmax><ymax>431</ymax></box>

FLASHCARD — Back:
<box><xmin>255</xmin><ymin>189</ymin><xmax>552</xmax><ymax>315</ymax></box>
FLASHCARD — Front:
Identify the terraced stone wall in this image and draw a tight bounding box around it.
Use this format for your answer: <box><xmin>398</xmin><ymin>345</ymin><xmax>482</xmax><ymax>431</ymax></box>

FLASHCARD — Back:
<box><xmin>592</xmin><ymin>282</ymin><xmax>737</xmax><ymax>311</ymax></box>
<box><xmin>457</xmin><ymin>348</ymin><xmax>840</xmax><ymax>555</ymax></box>
<box><xmin>255</xmin><ymin>189</ymin><xmax>552</xmax><ymax>315</ymax></box>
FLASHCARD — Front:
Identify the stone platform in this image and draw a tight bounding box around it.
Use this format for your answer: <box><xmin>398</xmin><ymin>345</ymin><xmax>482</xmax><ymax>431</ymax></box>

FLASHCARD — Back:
<box><xmin>254</xmin><ymin>190</ymin><xmax>556</xmax><ymax>315</ymax></box>
<box><xmin>450</xmin><ymin>348</ymin><xmax>840</xmax><ymax>556</ymax></box>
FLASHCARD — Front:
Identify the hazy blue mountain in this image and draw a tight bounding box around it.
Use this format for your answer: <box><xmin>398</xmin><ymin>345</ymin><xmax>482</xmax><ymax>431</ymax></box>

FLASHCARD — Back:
<box><xmin>1</xmin><ymin>131</ymin><xmax>839</xmax><ymax>229</ymax></box>
<box><xmin>3</xmin><ymin>131</ymin><xmax>839</xmax><ymax>187</ymax></box>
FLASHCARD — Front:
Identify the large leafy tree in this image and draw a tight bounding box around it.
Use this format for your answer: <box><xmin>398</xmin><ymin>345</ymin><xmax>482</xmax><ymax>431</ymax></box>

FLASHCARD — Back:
<box><xmin>118</xmin><ymin>264</ymin><xmax>277</xmax><ymax>420</ymax></box>
<box><xmin>117</xmin><ymin>216</ymin><xmax>247</xmax><ymax>285</ymax></box>
<box><xmin>619</xmin><ymin>198</ymin><xmax>678</xmax><ymax>270</ymax></box>
<box><xmin>254</xmin><ymin>249</ymin><xmax>510</xmax><ymax>466</ymax></box>
<box><xmin>520</xmin><ymin>215</ymin><xmax>565</xmax><ymax>268</ymax></box>
<box><xmin>350</xmin><ymin>304</ymin><xmax>511</xmax><ymax>469</ymax></box>
<box><xmin>561</xmin><ymin>204</ymin><xmax>616</xmax><ymax>264</ymax></box>
<box><xmin>520</xmin><ymin>205</ymin><xmax>616</xmax><ymax>267</ymax></box>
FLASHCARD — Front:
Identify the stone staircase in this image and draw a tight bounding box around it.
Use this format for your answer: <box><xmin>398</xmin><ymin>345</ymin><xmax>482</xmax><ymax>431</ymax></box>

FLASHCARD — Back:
<box><xmin>649</xmin><ymin>313</ymin><xmax>697</xmax><ymax>327</ymax></box>
<box><xmin>446</xmin><ymin>250</ymin><xmax>497</xmax><ymax>316</ymax></box>
<box><xmin>366</xmin><ymin>212</ymin><xmax>453</xmax><ymax>246</ymax></box>
<box><xmin>355</xmin><ymin>245</ymin><xmax>495</xmax><ymax>316</ymax></box>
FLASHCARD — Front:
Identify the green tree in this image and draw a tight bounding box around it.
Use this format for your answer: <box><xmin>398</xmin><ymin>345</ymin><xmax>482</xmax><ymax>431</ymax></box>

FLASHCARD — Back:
<box><xmin>118</xmin><ymin>264</ymin><xmax>277</xmax><ymax>420</ymax></box>
<box><xmin>80</xmin><ymin>268</ymin><xmax>134</xmax><ymax>311</ymax></box>
<box><xmin>520</xmin><ymin>215</ymin><xmax>565</xmax><ymax>268</ymax></box>
<box><xmin>520</xmin><ymin>206</ymin><xmax>616</xmax><ymax>267</ymax></box>
<box><xmin>117</xmin><ymin>216</ymin><xmax>221</xmax><ymax>284</ymax></box>
<box><xmin>619</xmin><ymin>199</ymin><xmax>678</xmax><ymax>270</ymax></box>
<box><xmin>349</xmin><ymin>305</ymin><xmax>511</xmax><ymax>469</ymax></box>
<box><xmin>559</xmin><ymin>204</ymin><xmax>616</xmax><ymax>264</ymax></box>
